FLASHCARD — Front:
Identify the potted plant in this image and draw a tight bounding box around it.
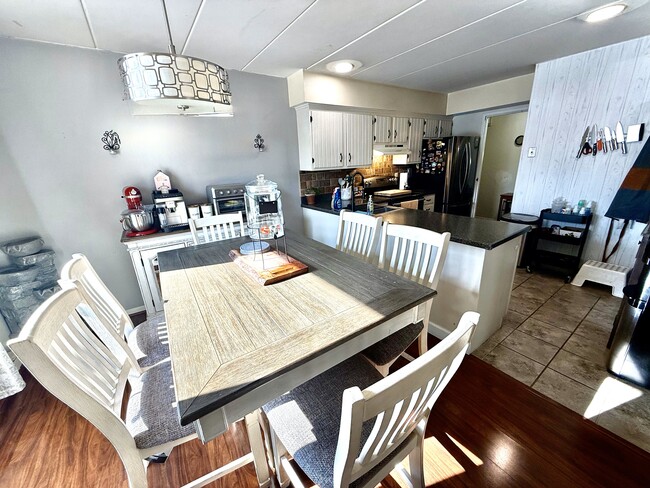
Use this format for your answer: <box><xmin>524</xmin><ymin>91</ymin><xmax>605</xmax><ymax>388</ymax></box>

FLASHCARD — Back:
<box><xmin>304</xmin><ymin>188</ymin><xmax>317</xmax><ymax>205</ymax></box>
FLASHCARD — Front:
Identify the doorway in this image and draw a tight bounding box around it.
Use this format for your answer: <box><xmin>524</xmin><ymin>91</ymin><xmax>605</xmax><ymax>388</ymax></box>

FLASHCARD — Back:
<box><xmin>474</xmin><ymin>111</ymin><xmax>528</xmax><ymax>219</ymax></box>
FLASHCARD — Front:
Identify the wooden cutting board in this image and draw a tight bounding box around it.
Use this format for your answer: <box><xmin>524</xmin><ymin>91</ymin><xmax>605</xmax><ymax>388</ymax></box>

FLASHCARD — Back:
<box><xmin>229</xmin><ymin>249</ymin><xmax>308</xmax><ymax>285</ymax></box>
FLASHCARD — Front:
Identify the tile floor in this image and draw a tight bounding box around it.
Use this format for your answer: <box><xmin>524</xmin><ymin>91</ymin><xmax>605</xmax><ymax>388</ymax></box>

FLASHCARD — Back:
<box><xmin>473</xmin><ymin>268</ymin><xmax>650</xmax><ymax>453</ymax></box>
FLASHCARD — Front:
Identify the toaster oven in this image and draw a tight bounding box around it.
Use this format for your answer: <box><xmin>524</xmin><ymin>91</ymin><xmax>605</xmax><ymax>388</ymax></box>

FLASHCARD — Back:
<box><xmin>206</xmin><ymin>184</ymin><xmax>247</xmax><ymax>220</ymax></box>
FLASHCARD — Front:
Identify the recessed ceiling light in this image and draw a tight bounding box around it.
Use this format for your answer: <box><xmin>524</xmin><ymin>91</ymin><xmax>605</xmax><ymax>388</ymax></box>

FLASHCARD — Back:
<box><xmin>326</xmin><ymin>60</ymin><xmax>363</xmax><ymax>74</ymax></box>
<box><xmin>584</xmin><ymin>3</ymin><xmax>627</xmax><ymax>22</ymax></box>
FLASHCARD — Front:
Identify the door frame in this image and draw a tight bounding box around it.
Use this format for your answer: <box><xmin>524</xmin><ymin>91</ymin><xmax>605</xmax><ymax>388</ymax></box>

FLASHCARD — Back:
<box><xmin>469</xmin><ymin>104</ymin><xmax>529</xmax><ymax>217</ymax></box>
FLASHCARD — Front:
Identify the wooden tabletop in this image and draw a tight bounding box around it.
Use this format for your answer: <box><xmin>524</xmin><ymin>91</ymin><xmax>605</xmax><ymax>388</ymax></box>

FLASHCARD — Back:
<box><xmin>158</xmin><ymin>230</ymin><xmax>435</xmax><ymax>426</ymax></box>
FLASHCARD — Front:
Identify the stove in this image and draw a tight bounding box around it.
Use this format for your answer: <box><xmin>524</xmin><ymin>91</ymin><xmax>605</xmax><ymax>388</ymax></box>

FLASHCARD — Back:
<box><xmin>374</xmin><ymin>189</ymin><xmax>413</xmax><ymax>197</ymax></box>
<box><xmin>364</xmin><ymin>176</ymin><xmax>423</xmax><ymax>209</ymax></box>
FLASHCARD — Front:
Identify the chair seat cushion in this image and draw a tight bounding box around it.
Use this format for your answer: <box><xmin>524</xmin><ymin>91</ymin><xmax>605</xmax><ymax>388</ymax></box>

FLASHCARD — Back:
<box><xmin>361</xmin><ymin>321</ymin><xmax>424</xmax><ymax>366</ymax></box>
<box><xmin>127</xmin><ymin>312</ymin><xmax>170</xmax><ymax>368</ymax></box>
<box><xmin>126</xmin><ymin>360</ymin><xmax>195</xmax><ymax>450</ymax></box>
<box><xmin>263</xmin><ymin>355</ymin><xmax>385</xmax><ymax>488</ymax></box>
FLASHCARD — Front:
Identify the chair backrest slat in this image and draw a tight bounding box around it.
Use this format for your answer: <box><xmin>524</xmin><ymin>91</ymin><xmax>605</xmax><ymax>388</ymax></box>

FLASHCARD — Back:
<box><xmin>336</xmin><ymin>210</ymin><xmax>383</xmax><ymax>264</ymax></box>
<box><xmin>379</xmin><ymin>223</ymin><xmax>451</xmax><ymax>290</ymax></box>
<box><xmin>190</xmin><ymin>212</ymin><xmax>245</xmax><ymax>245</ymax></box>
<box><xmin>334</xmin><ymin>312</ymin><xmax>478</xmax><ymax>486</ymax></box>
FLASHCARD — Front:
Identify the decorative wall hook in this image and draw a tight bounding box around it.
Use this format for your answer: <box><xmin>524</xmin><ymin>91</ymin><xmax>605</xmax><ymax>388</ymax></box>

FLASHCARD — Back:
<box><xmin>254</xmin><ymin>134</ymin><xmax>265</xmax><ymax>152</ymax></box>
<box><xmin>102</xmin><ymin>130</ymin><xmax>121</xmax><ymax>154</ymax></box>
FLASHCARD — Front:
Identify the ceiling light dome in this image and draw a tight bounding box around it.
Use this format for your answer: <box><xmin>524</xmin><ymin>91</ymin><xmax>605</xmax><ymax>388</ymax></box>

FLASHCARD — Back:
<box><xmin>326</xmin><ymin>60</ymin><xmax>363</xmax><ymax>74</ymax></box>
<box><xmin>118</xmin><ymin>0</ymin><xmax>232</xmax><ymax>116</ymax></box>
<box><xmin>584</xmin><ymin>3</ymin><xmax>627</xmax><ymax>22</ymax></box>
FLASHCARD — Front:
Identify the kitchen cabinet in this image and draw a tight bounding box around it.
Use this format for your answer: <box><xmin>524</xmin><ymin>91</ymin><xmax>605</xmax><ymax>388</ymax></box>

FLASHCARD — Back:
<box><xmin>297</xmin><ymin>107</ymin><xmax>373</xmax><ymax>170</ymax></box>
<box><xmin>373</xmin><ymin>116</ymin><xmax>410</xmax><ymax>144</ymax></box>
<box><xmin>408</xmin><ymin>117</ymin><xmax>424</xmax><ymax>163</ymax></box>
<box><xmin>423</xmin><ymin>118</ymin><xmax>453</xmax><ymax>138</ymax></box>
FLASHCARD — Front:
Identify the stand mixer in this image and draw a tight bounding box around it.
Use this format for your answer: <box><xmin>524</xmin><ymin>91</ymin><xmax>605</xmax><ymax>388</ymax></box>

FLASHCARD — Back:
<box><xmin>120</xmin><ymin>187</ymin><xmax>156</xmax><ymax>237</ymax></box>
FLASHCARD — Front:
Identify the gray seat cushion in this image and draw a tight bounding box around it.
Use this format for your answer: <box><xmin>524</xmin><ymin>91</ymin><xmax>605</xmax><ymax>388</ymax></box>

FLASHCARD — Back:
<box><xmin>263</xmin><ymin>354</ymin><xmax>405</xmax><ymax>488</ymax></box>
<box><xmin>126</xmin><ymin>360</ymin><xmax>195</xmax><ymax>450</ymax></box>
<box><xmin>128</xmin><ymin>312</ymin><xmax>170</xmax><ymax>368</ymax></box>
<box><xmin>361</xmin><ymin>321</ymin><xmax>424</xmax><ymax>366</ymax></box>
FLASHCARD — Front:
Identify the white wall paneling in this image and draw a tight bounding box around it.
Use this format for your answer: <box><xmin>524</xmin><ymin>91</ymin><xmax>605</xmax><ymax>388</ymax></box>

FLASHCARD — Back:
<box><xmin>512</xmin><ymin>36</ymin><xmax>650</xmax><ymax>268</ymax></box>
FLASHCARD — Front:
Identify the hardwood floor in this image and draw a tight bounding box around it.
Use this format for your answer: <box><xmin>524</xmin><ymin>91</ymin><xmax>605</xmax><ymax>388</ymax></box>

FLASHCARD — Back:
<box><xmin>2</xmin><ymin>340</ymin><xmax>649</xmax><ymax>487</ymax></box>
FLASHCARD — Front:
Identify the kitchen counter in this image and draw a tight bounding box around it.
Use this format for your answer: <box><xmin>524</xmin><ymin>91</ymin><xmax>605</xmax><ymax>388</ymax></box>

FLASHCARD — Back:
<box><xmin>301</xmin><ymin>203</ymin><xmax>529</xmax><ymax>353</ymax></box>
<box><xmin>302</xmin><ymin>199</ymin><xmax>530</xmax><ymax>250</ymax></box>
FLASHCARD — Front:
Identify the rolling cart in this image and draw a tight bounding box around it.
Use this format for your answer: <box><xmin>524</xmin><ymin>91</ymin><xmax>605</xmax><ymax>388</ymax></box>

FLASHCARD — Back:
<box><xmin>527</xmin><ymin>208</ymin><xmax>592</xmax><ymax>282</ymax></box>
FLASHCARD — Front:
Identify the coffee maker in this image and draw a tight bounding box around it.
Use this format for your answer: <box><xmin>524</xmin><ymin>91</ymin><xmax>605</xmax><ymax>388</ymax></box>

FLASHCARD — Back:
<box><xmin>152</xmin><ymin>170</ymin><xmax>189</xmax><ymax>232</ymax></box>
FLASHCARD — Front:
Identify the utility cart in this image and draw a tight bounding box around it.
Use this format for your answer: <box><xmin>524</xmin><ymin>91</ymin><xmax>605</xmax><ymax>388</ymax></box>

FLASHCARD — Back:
<box><xmin>527</xmin><ymin>208</ymin><xmax>592</xmax><ymax>282</ymax></box>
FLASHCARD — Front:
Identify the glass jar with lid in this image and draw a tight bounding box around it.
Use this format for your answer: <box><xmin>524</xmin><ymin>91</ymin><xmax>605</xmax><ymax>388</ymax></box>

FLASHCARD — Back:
<box><xmin>244</xmin><ymin>174</ymin><xmax>285</xmax><ymax>240</ymax></box>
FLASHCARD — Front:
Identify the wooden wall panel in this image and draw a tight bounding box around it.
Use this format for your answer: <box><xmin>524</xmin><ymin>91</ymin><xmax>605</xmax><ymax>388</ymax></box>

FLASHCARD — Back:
<box><xmin>512</xmin><ymin>36</ymin><xmax>650</xmax><ymax>267</ymax></box>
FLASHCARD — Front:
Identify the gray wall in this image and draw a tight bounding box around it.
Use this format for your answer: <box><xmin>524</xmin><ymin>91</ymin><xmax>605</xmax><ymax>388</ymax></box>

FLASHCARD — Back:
<box><xmin>475</xmin><ymin>112</ymin><xmax>527</xmax><ymax>219</ymax></box>
<box><xmin>512</xmin><ymin>35</ymin><xmax>650</xmax><ymax>267</ymax></box>
<box><xmin>0</xmin><ymin>38</ymin><xmax>300</xmax><ymax>323</ymax></box>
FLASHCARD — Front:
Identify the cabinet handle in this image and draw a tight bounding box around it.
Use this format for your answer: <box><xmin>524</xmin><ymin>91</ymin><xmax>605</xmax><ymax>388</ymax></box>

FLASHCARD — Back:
<box><xmin>348</xmin><ymin>153</ymin><xmax>351</xmax><ymax>163</ymax></box>
<box><xmin>339</xmin><ymin>153</ymin><xmax>343</xmax><ymax>163</ymax></box>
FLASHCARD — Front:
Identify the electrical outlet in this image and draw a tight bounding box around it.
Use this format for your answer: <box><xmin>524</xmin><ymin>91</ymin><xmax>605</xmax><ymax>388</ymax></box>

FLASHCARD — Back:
<box><xmin>527</xmin><ymin>147</ymin><xmax>536</xmax><ymax>158</ymax></box>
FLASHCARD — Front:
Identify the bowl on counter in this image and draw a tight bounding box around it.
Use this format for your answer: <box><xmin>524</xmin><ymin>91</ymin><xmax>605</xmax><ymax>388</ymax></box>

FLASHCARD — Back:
<box><xmin>1</xmin><ymin>236</ymin><xmax>44</xmax><ymax>257</ymax></box>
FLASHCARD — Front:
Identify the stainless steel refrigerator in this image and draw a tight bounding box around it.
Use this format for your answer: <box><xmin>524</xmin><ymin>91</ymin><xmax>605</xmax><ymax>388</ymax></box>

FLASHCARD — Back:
<box><xmin>409</xmin><ymin>136</ymin><xmax>480</xmax><ymax>216</ymax></box>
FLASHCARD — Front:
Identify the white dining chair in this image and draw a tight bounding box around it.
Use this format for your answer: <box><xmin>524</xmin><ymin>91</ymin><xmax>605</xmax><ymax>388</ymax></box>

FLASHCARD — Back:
<box><xmin>362</xmin><ymin>223</ymin><xmax>451</xmax><ymax>375</ymax></box>
<box><xmin>261</xmin><ymin>311</ymin><xmax>478</xmax><ymax>488</ymax></box>
<box><xmin>60</xmin><ymin>253</ymin><xmax>168</xmax><ymax>373</ymax></box>
<box><xmin>7</xmin><ymin>283</ymin><xmax>266</xmax><ymax>488</ymax></box>
<box><xmin>335</xmin><ymin>209</ymin><xmax>383</xmax><ymax>264</ymax></box>
<box><xmin>189</xmin><ymin>211</ymin><xmax>245</xmax><ymax>245</ymax></box>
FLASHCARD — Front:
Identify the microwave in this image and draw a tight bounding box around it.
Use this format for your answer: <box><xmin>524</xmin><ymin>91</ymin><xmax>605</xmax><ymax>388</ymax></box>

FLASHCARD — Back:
<box><xmin>206</xmin><ymin>184</ymin><xmax>247</xmax><ymax>220</ymax></box>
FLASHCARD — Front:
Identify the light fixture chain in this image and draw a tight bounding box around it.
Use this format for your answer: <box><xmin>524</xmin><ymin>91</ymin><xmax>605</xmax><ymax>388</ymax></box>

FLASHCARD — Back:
<box><xmin>160</xmin><ymin>0</ymin><xmax>177</xmax><ymax>55</ymax></box>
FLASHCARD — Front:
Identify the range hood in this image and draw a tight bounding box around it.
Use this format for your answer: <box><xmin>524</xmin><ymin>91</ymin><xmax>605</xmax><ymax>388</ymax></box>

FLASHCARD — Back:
<box><xmin>373</xmin><ymin>143</ymin><xmax>413</xmax><ymax>165</ymax></box>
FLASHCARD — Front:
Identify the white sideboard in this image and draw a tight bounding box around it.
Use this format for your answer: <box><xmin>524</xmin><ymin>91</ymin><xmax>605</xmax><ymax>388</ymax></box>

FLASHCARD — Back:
<box><xmin>122</xmin><ymin>230</ymin><xmax>195</xmax><ymax>315</ymax></box>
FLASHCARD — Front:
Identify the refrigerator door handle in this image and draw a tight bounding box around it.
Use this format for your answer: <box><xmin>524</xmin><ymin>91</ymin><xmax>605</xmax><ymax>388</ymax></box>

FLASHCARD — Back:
<box><xmin>462</xmin><ymin>141</ymin><xmax>472</xmax><ymax>191</ymax></box>
<box><xmin>458</xmin><ymin>144</ymin><xmax>470</xmax><ymax>194</ymax></box>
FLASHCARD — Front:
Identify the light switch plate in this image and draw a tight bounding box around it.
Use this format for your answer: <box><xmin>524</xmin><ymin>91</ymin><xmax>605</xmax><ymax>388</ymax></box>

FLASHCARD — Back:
<box><xmin>527</xmin><ymin>147</ymin><xmax>536</xmax><ymax>158</ymax></box>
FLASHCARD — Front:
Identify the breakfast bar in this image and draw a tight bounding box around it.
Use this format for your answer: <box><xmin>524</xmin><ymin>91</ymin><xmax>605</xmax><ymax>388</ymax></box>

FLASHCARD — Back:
<box><xmin>303</xmin><ymin>205</ymin><xmax>530</xmax><ymax>352</ymax></box>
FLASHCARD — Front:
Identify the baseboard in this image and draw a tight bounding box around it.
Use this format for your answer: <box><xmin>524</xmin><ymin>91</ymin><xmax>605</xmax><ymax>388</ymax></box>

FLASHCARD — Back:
<box><xmin>126</xmin><ymin>305</ymin><xmax>146</xmax><ymax>315</ymax></box>
<box><xmin>427</xmin><ymin>321</ymin><xmax>451</xmax><ymax>341</ymax></box>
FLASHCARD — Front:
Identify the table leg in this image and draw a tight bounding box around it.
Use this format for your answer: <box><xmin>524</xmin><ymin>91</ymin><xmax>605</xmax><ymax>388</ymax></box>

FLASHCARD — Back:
<box><xmin>245</xmin><ymin>410</ymin><xmax>271</xmax><ymax>488</ymax></box>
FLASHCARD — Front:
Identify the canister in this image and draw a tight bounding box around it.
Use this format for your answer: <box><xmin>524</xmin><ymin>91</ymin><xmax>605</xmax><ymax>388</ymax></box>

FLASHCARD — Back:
<box><xmin>187</xmin><ymin>205</ymin><xmax>201</xmax><ymax>220</ymax></box>
<box><xmin>200</xmin><ymin>203</ymin><xmax>214</xmax><ymax>217</ymax></box>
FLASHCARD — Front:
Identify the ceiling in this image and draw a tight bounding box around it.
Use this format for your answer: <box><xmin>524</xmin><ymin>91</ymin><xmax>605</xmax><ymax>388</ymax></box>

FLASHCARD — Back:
<box><xmin>1</xmin><ymin>0</ymin><xmax>650</xmax><ymax>93</ymax></box>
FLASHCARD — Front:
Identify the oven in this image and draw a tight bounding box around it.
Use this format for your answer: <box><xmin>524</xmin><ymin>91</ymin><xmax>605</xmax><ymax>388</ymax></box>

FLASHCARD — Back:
<box><xmin>206</xmin><ymin>184</ymin><xmax>247</xmax><ymax>220</ymax></box>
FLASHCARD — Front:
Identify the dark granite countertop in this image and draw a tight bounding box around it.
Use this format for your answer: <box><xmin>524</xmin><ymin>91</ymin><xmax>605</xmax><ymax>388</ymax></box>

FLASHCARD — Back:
<box><xmin>302</xmin><ymin>197</ymin><xmax>530</xmax><ymax>250</ymax></box>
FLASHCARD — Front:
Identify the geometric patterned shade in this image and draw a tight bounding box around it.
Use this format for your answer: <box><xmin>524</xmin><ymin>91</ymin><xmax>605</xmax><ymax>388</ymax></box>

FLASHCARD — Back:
<box><xmin>118</xmin><ymin>52</ymin><xmax>233</xmax><ymax>116</ymax></box>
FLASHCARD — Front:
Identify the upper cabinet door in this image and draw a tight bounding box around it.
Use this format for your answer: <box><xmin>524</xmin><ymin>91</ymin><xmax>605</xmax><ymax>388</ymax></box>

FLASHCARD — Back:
<box><xmin>408</xmin><ymin>118</ymin><xmax>424</xmax><ymax>163</ymax></box>
<box><xmin>423</xmin><ymin>117</ymin><xmax>440</xmax><ymax>138</ymax></box>
<box><xmin>392</xmin><ymin>117</ymin><xmax>410</xmax><ymax>143</ymax></box>
<box><xmin>373</xmin><ymin>115</ymin><xmax>392</xmax><ymax>143</ymax></box>
<box><xmin>345</xmin><ymin>113</ymin><xmax>373</xmax><ymax>167</ymax></box>
<box><xmin>311</xmin><ymin>110</ymin><xmax>345</xmax><ymax>169</ymax></box>
<box><xmin>439</xmin><ymin>119</ymin><xmax>453</xmax><ymax>138</ymax></box>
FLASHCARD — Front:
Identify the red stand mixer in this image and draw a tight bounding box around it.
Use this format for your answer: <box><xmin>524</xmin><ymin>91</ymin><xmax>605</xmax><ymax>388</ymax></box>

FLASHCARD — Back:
<box><xmin>120</xmin><ymin>187</ymin><xmax>157</xmax><ymax>237</ymax></box>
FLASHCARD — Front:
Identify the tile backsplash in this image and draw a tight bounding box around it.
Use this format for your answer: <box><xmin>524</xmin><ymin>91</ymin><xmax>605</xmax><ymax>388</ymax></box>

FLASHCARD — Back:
<box><xmin>299</xmin><ymin>155</ymin><xmax>398</xmax><ymax>196</ymax></box>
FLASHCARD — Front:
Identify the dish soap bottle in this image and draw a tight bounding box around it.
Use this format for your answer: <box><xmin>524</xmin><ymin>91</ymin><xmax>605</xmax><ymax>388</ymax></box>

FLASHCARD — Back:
<box><xmin>331</xmin><ymin>187</ymin><xmax>342</xmax><ymax>210</ymax></box>
<box><xmin>367</xmin><ymin>195</ymin><xmax>374</xmax><ymax>215</ymax></box>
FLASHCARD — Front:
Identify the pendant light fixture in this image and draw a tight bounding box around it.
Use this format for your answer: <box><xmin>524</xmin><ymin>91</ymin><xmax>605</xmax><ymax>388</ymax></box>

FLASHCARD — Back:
<box><xmin>118</xmin><ymin>0</ymin><xmax>232</xmax><ymax>116</ymax></box>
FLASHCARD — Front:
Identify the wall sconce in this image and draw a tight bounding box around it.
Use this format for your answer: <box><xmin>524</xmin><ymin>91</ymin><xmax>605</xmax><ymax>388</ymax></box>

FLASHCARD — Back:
<box><xmin>102</xmin><ymin>130</ymin><xmax>121</xmax><ymax>154</ymax></box>
<box><xmin>254</xmin><ymin>134</ymin><xmax>265</xmax><ymax>152</ymax></box>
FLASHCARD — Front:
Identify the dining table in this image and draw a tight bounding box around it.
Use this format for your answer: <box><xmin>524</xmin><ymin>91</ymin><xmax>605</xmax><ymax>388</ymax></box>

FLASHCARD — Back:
<box><xmin>157</xmin><ymin>229</ymin><xmax>435</xmax><ymax>486</ymax></box>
